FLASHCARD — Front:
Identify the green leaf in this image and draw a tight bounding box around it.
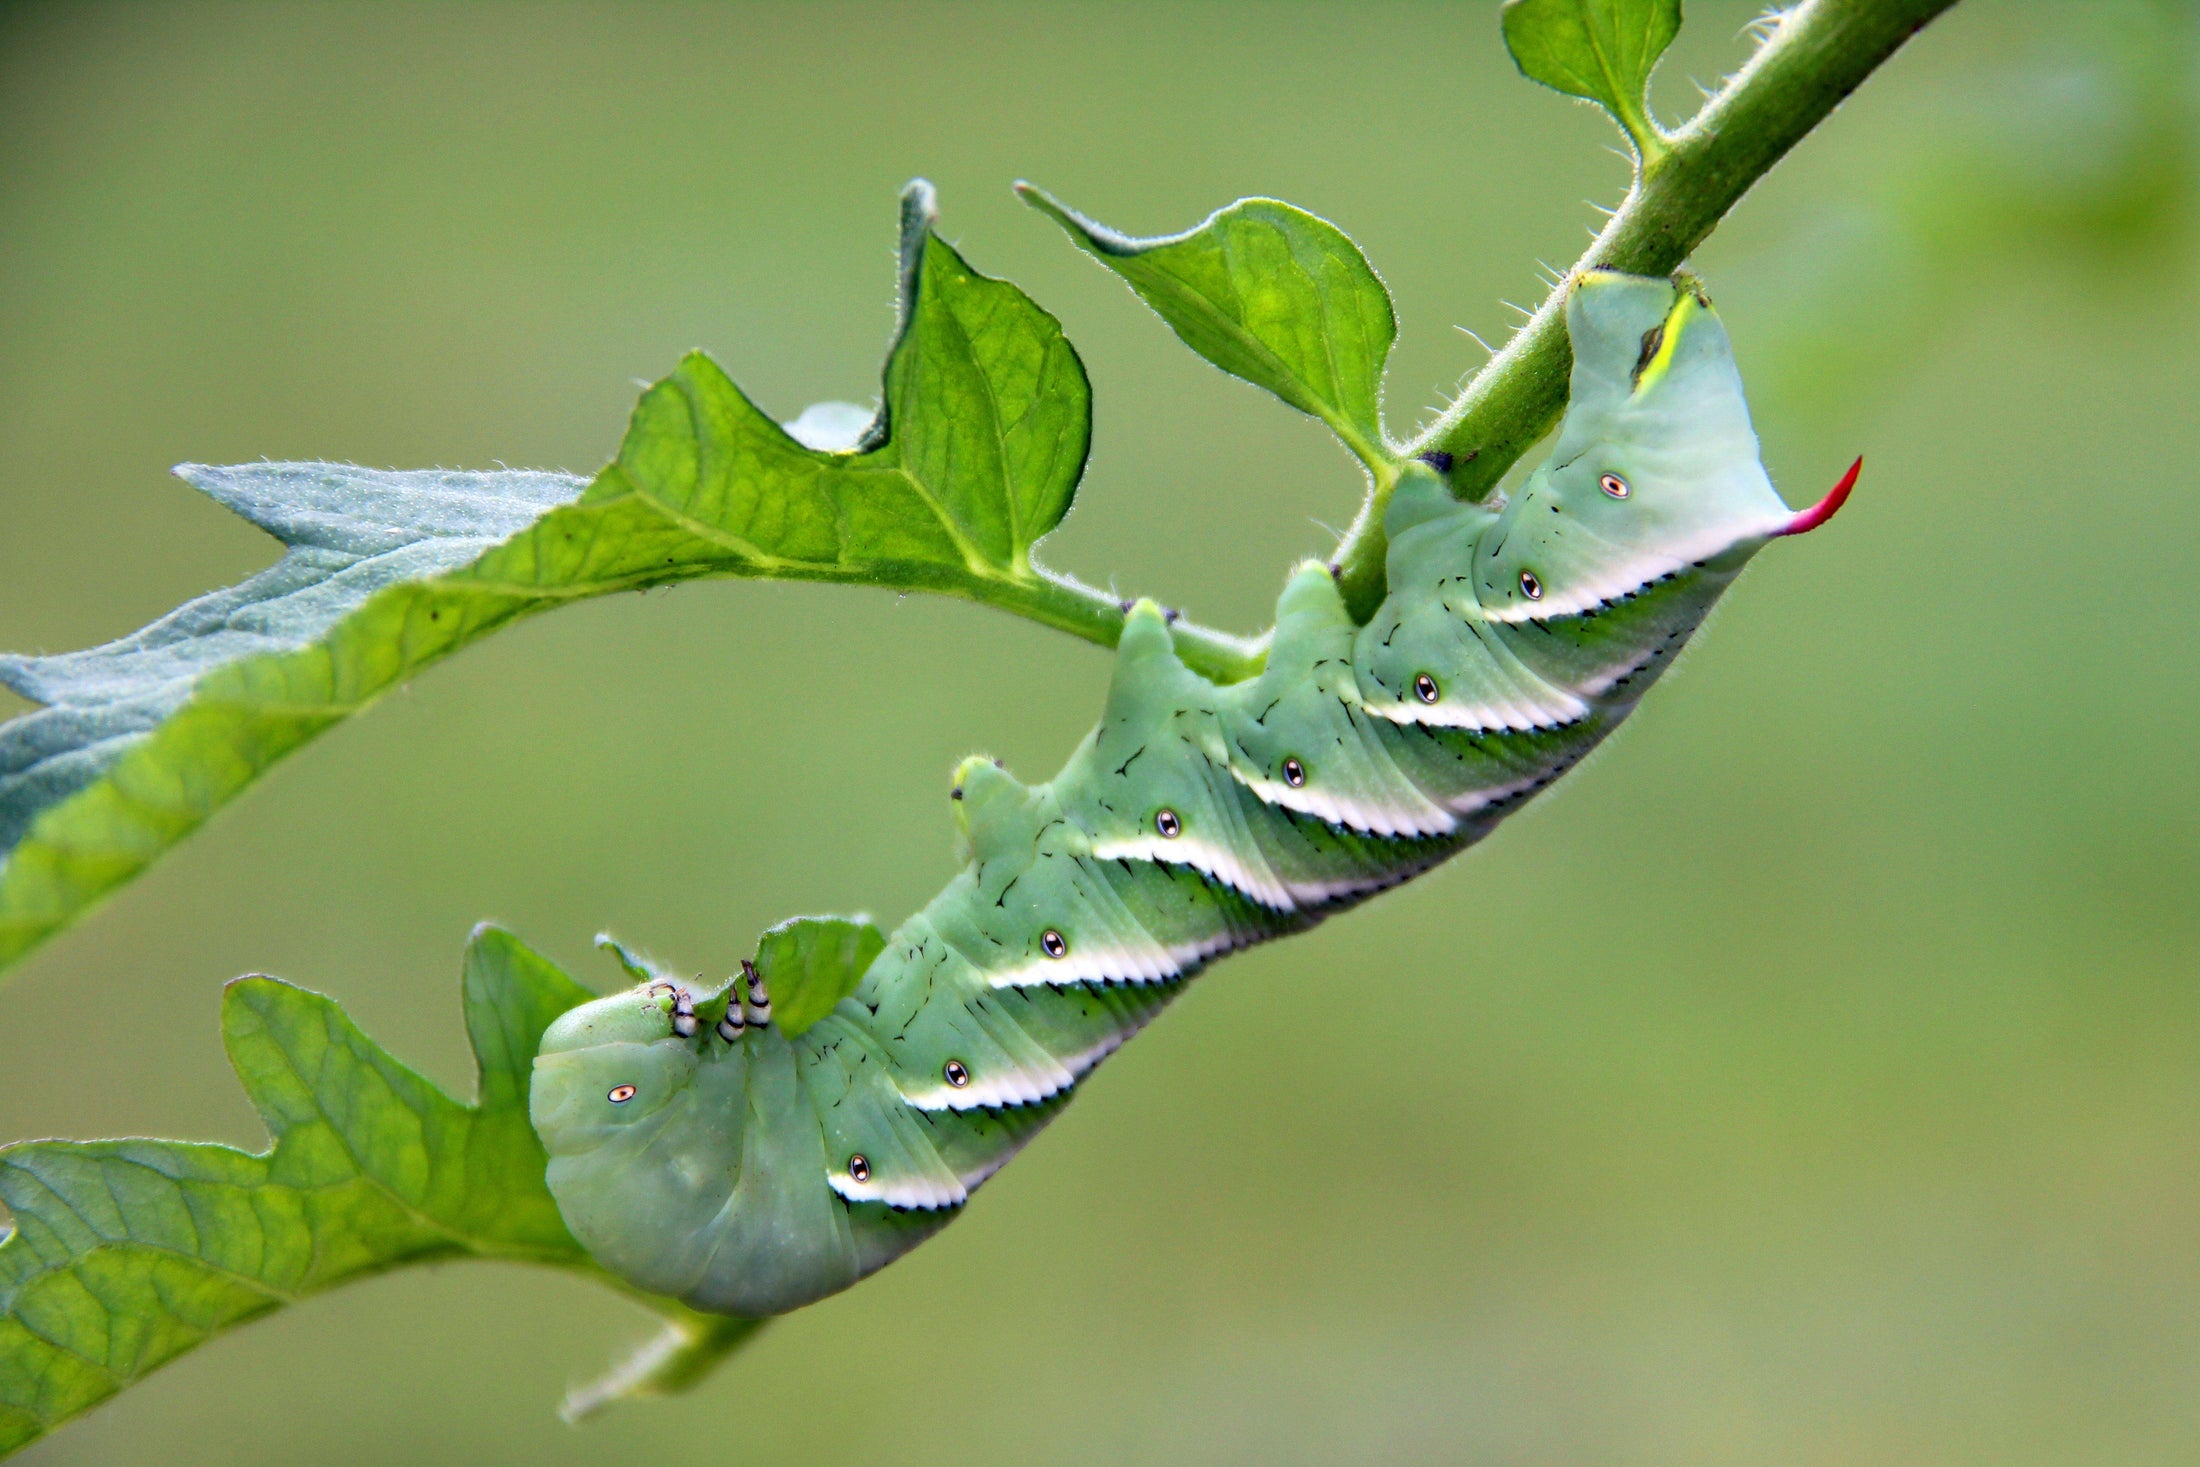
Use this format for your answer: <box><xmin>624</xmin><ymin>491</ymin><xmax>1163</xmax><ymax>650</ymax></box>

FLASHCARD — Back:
<box><xmin>751</xmin><ymin>915</ymin><xmax>887</xmax><ymax>1038</ymax></box>
<box><xmin>1019</xmin><ymin>184</ymin><xmax>1397</xmax><ymax>475</ymax></box>
<box><xmin>0</xmin><ymin>926</ymin><xmax>768</xmax><ymax>1456</ymax></box>
<box><xmin>0</xmin><ymin>930</ymin><xmax>528</xmax><ymax>1451</ymax></box>
<box><xmin>0</xmin><ymin>181</ymin><xmax>1099</xmax><ymax>981</ymax></box>
<box><xmin>1500</xmin><ymin>0</ymin><xmax>1680</xmax><ymax>161</ymax></box>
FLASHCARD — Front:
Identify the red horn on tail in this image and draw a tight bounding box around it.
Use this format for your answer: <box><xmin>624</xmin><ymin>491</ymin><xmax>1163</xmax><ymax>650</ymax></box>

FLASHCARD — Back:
<box><xmin>1779</xmin><ymin>456</ymin><xmax>1862</xmax><ymax>536</ymax></box>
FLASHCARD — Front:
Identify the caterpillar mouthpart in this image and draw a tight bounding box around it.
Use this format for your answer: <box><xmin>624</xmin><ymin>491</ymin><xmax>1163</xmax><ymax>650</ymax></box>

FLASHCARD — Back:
<box><xmin>1779</xmin><ymin>456</ymin><xmax>1862</xmax><ymax>537</ymax></box>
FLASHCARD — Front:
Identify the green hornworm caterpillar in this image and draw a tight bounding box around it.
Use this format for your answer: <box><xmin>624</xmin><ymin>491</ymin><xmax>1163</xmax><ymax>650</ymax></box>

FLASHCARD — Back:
<box><xmin>529</xmin><ymin>268</ymin><xmax>1858</xmax><ymax>1319</ymax></box>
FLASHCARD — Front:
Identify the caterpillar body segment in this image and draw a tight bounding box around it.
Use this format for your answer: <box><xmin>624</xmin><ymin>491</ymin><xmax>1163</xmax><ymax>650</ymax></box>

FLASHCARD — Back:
<box><xmin>528</xmin><ymin>269</ymin><xmax>1848</xmax><ymax>1319</ymax></box>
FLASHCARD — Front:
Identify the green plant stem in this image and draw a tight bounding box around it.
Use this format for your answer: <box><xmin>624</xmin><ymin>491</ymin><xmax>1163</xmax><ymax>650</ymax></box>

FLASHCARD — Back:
<box><xmin>1328</xmin><ymin>0</ymin><xmax>1960</xmax><ymax>621</ymax></box>
<box><xmin>560</xmin><ymin>1306</ymin><xmax>768</xmax><ymax>1423</ymax></box>
<box><xmin>978</xmin><ymin>568</ymin><xmax>1268</xmax><ymax>683</ymax></box>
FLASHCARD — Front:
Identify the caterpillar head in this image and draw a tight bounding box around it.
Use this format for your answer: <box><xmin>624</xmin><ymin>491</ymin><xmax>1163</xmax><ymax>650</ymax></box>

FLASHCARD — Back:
<box><xmin>1473</xmin><ymin>269</ymin><xmax>1854</xmax><ymax>623</ymax></box>
<box><xmin>530</xmin><ymin>985</ymin><xmax>701</xmax><ymax>1151</ymax></box>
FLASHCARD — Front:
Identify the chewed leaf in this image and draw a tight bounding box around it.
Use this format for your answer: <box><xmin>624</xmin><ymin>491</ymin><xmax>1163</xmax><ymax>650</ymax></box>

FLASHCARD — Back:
<box><xmin>1019</xmin><ymin>184</ymin><xmax>1395</xmax><ymax>474</ymax></box>
<box><xmin>1500</xmin><ymin>0</ymin><xmax>1680</xmax><ymax>161</ymax></box>
<box><xmin>751</xmin><ymin>914</ymin><xmax>887</xmax><ymax>1038</ymax></box>
<box><xmin>0</xmin><ymin>927</ymin><xmax>741</xmax><ymax>1458</ymax></box>
<box><xmin>0</xmin><ymin>182</ymin><xmax>1092</xmax><ymax>979</ymax></box>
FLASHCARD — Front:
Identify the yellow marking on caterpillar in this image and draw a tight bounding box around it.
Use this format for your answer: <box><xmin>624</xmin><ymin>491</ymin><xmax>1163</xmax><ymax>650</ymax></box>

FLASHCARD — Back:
<box><xmin>1631</xmin><ymin>288</ymin><xmax>1705</xmax><ymax>396</ymax></box>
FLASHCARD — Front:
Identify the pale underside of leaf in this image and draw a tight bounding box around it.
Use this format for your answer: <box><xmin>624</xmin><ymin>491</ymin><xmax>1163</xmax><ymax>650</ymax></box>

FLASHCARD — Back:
<box><xmin>0</xmin><ymin>464</ymin><xmax>587</xmax><ymax>856</ymax></box>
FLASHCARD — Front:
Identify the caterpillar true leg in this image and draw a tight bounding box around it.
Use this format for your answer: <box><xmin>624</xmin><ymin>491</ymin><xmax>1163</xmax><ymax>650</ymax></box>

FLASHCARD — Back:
<box><xmin>529</xmin><ymin>268</ymin><xmax>1856</xmax><ymax>1319</ymax></box>
<box><xmin>716</xmin><ymin>988</ymin><xmax>746</xmax><ymax>1043</ymax></box>
<box><xmin>741</xmin><ymin>961</ymin><xmax>772</xmax><ymax>1028</ymax></box>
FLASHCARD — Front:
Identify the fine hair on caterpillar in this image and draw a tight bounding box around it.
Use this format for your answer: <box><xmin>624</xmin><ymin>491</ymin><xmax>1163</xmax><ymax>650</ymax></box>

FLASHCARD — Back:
<box><xmin>527</xmin><ymin>268</ymin><xmax>1859</xmax><ymax>1320</ymax></box>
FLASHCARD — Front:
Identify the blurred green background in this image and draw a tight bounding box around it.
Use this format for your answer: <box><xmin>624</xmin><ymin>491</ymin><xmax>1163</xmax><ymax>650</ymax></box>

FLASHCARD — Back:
<box><xmin>2</xmin><ymin>1</ymin><xmax>2197</xmax><ymax>1462</ymax></box>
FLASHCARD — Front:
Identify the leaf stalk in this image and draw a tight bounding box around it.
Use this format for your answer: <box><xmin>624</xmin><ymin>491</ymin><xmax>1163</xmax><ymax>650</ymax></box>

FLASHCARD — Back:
<box><xmin>976</xmin><ymin>567</ymin><xmax>1268</xmax><ymax>684</ymax></box>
